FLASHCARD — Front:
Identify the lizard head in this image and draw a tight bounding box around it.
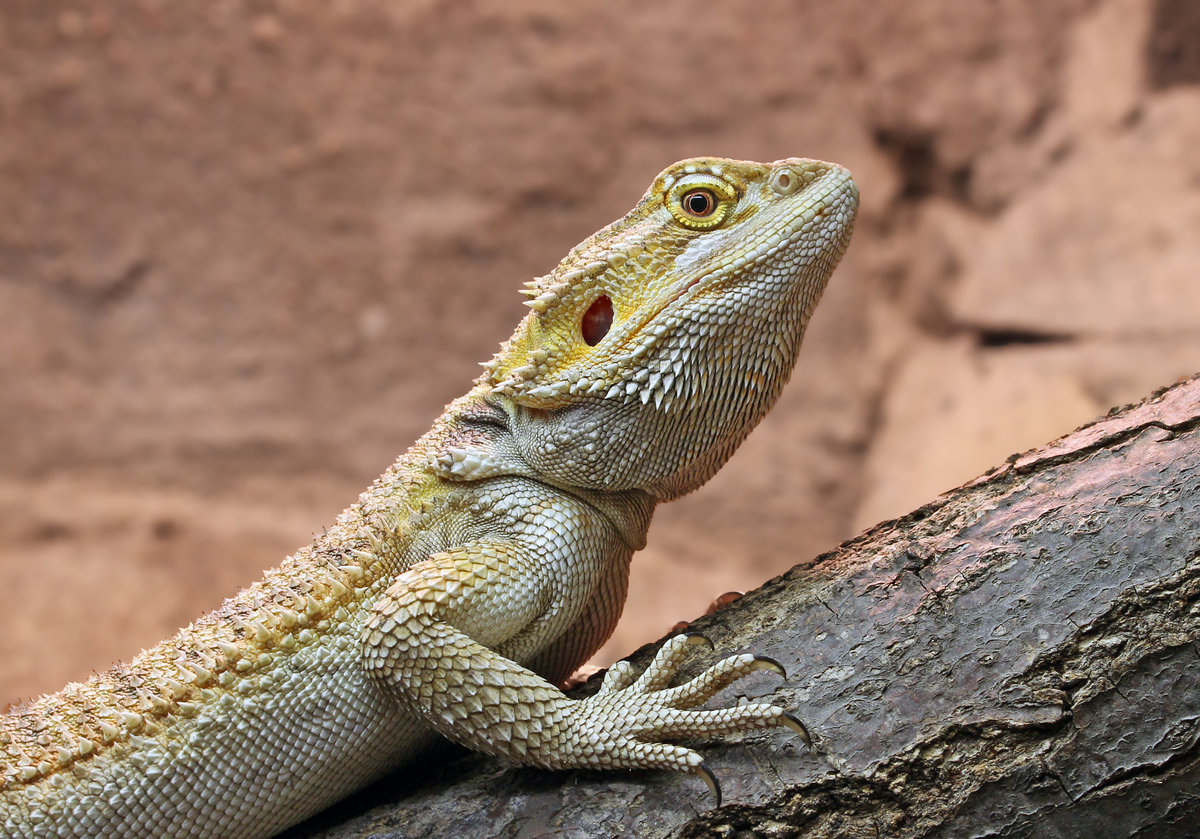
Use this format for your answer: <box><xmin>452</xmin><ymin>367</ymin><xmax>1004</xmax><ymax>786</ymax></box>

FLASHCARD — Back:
<box><xmin>483</xmin><ymin>157</ymin><xmax>858</xmax><ymax>499</ymax></box>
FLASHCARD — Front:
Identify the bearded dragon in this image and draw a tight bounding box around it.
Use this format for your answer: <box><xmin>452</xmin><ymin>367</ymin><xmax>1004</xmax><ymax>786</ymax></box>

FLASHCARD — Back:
<box><xmin>0</xmin><ymin>156</ymin><xmax>858</xmax><ymax>838</ymax></box>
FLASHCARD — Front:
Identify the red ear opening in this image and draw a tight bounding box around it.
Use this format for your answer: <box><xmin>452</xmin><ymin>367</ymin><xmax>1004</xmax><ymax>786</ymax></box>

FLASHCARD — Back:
<box><xmin>581</xmin><ymin>295</ymin><xmax>613</xmax><ymax>346</ymax></box>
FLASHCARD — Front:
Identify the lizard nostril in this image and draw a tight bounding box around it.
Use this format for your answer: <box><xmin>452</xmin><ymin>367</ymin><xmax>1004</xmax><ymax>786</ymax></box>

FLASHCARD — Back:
<box><xmin>769</xmin><ymin>167</ymin><xmax>800</xmax><ymax>196</ymax></box>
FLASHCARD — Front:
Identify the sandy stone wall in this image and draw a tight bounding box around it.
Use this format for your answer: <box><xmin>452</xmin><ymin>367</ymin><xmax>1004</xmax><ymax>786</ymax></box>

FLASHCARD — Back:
<box><xmin>2</xmin><ymin>0</ymin><xmax>1198</xmax><ymax>708</ymax></box>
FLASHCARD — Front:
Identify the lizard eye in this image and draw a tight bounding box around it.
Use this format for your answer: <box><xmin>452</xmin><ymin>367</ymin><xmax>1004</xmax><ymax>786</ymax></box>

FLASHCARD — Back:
<box><xmin>680</xmin><ymin>188</ymin><xmax>717</xmax><ymax>218</ymax></box>
<box><xmin>665</xmin><ymin>174</ymin><xmax>737</xmax><ymax>230</ymax></box>
<box><xmin>581</xmin><ymin>295</ymin><xmax>613</xmax><ymax>346</ymax></box>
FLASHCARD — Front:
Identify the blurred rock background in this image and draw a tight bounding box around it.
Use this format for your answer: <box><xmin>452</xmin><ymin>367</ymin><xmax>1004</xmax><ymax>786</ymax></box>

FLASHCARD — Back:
<box><xmin>2</xmin><ymin>0</ymin><xmax>1198</xmax><ymax>709</ymax></box>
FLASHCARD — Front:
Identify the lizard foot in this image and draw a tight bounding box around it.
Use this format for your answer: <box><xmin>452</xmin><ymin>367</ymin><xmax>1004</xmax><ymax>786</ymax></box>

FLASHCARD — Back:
<box><xmin>562</xmin><ymin>634</ymin><xmax>808</xmax><ymax>804</ymax></box>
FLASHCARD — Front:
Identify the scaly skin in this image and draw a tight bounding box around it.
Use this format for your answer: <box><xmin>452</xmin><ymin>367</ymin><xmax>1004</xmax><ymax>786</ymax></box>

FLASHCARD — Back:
<box><xmin>0</xmin><ymin>157</ymin><xmax>858</xmax><ymax>838</ymax></box>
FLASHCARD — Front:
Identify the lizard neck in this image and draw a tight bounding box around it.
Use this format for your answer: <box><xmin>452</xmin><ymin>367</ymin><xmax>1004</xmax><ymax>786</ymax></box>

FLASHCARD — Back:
<box><xmin>426</xmin><ymin>388</ymin><xmax>658</xmax><ymax>551</ymax></box>
<box><xmin>478</xmin><ymin>158</ymin><xmax>857</xmax><ymax>500</ymax></box>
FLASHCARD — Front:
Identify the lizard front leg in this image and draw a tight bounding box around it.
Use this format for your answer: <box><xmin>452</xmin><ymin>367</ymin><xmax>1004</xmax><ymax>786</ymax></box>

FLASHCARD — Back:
<box><xmin>361</xmin><ymin>531</ymin><xmax>805</xmax><ymax>795</ymax></box>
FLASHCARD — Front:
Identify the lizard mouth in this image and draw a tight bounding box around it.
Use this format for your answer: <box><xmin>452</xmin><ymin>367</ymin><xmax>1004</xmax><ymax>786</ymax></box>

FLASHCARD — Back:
<box><xmin>576</xmin><ymin>167</ymin><xmax>858</xmax><ymax>376</ymax></box>
<box><xmin>488</xmin><ymin>162</ymin><xmax>857</xmax><ymax>407</ymax></box>
<box><xmin>661</xmin><ymin>168</ymin><xmax>857</xmax><ymax>313</ymax></box>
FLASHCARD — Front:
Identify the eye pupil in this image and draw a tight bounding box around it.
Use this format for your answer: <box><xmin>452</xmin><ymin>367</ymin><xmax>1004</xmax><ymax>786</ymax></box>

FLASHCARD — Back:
<box><xmin>682</xmin><ymin>189</ymin><xmax>716</xmax><ymax>217</ymax></box>
<box><xmin>581</xmin><ymin>295</ymin><xmax>613</xmax><ymax>346</ymax></box>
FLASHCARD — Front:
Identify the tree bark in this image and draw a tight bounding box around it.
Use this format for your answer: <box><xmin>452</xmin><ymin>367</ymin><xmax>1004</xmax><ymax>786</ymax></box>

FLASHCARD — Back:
<box><xmin>285</xmin><ymin>375</ymin><xmax>1200</xmax><ymax>839</ymax></box>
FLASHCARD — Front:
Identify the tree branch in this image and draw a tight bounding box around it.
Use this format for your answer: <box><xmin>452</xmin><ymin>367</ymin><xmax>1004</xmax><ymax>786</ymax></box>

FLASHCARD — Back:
<box><xmin>286</xmin><ymin>374</ymin><xmax>1200</xmax><ymax>839</ymax></box>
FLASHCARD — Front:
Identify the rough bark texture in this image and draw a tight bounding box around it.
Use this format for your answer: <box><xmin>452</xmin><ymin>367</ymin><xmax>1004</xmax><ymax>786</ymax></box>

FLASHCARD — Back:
<box><xmin>281</xmin><ymin>374</ymin><xmax>1200</xmax><ymax>839</ymax></box>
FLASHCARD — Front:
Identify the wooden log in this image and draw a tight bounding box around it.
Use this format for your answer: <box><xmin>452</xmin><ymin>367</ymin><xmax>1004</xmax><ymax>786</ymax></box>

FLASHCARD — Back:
<box><xmin>286</xmin><ymin>375</ymin><xmax>1200</xmax><ymax>839</ymax></box>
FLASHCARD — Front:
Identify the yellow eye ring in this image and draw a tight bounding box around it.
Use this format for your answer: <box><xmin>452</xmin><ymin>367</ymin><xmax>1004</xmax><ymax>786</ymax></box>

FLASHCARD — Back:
<box><xmin>665</xmin><ymin>175</ymin><xmax>737</xmax><ymax>230</ymax></box>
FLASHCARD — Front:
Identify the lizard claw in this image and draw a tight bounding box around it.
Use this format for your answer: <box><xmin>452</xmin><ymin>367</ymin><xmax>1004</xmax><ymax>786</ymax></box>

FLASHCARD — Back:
<box><xmin>695</xmin><ymin>762</ymin><xmax>723</xmax><ymax>809</ymax></box>
<box><xmin>782</xmin><ymin>711</ymin><xmax>812</xmax><ymax>749</ymax></box>
<box><xmin>567</xmin><ymin>638</ymin><xmax>811</xmax><ymax>784</ymax></box>
<box><xmin>749</xmin><ymin>655</ymin><xmax>786</xmax><ymax>679</ymax></box>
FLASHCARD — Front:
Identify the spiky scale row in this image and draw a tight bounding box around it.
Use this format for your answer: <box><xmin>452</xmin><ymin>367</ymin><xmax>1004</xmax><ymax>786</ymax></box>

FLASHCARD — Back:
<box><xmin>1</xmin><ymin>157</ymin><xmax>857</xmax><ymax>838</ymax></box>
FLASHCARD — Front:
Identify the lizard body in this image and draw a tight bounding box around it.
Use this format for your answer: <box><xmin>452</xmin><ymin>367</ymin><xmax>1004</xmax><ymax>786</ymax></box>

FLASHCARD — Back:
<box><xmin>0</xmin><ymin>156</ymin><xmax>858</xmax><ymax>838</ymax></box>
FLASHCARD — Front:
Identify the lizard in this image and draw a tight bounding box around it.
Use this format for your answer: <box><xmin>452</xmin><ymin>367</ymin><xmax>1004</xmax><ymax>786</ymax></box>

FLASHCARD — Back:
<box><xmin>0</xmin><ymin>155</ymin><xmax>858</xmax><ymax>838</ymax></box>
